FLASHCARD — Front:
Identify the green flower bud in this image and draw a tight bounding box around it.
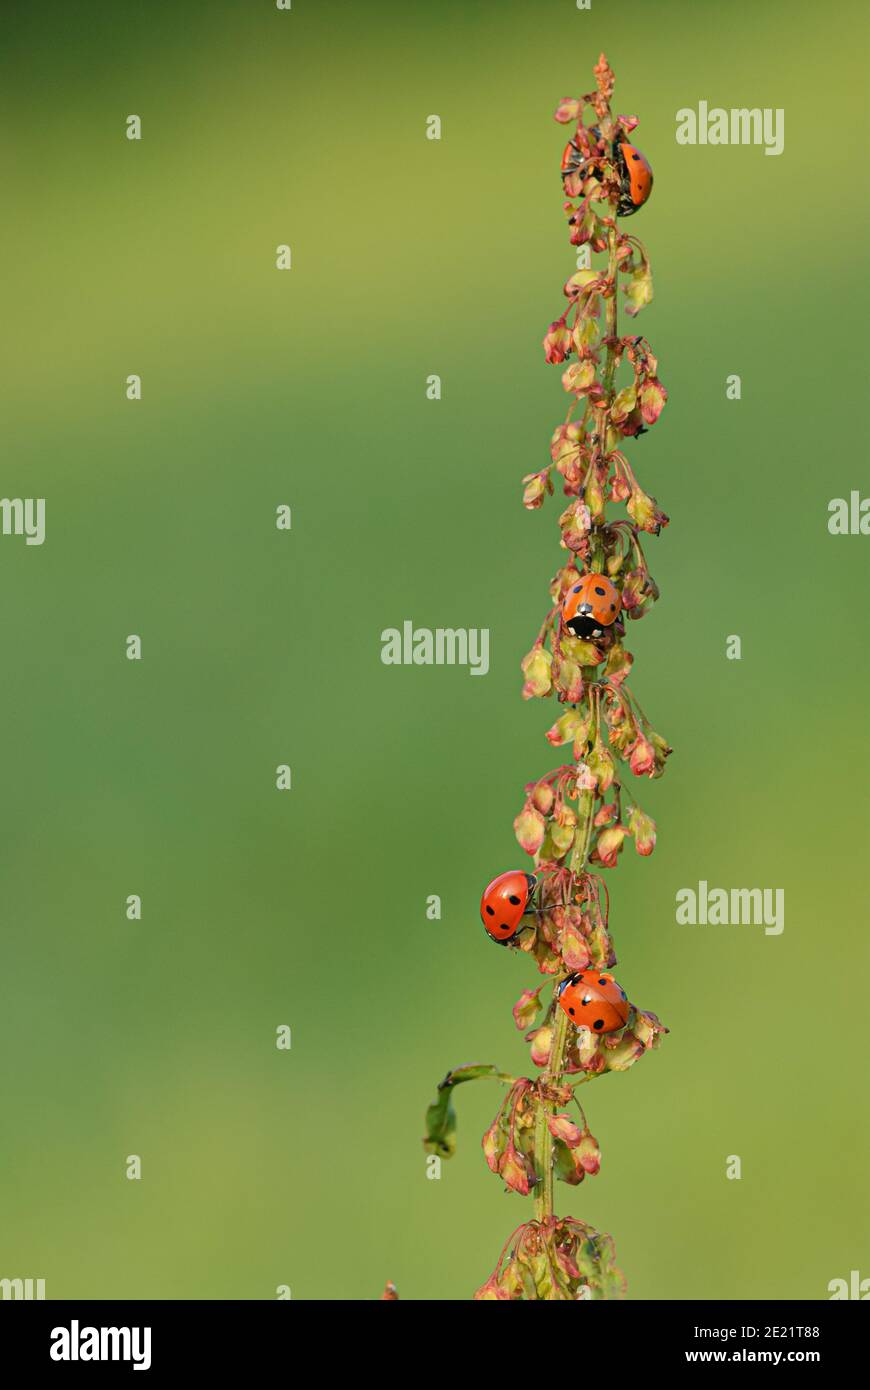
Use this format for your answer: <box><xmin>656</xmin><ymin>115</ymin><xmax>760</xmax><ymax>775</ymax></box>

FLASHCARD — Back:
<box><xmin>514</xmin><ymin>802</ymin><xmax>546</xmax><ymax>855</ymax></box>
<box><xmin>521</xmin><ymin>644</ymin><xmax>553</xmax><ymax>699</ymax></box>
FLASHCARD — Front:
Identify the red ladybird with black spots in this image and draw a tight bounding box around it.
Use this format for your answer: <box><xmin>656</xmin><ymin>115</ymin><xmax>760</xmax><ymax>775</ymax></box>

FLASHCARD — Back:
<box><xmin>557</xmin><ymin>970</ymin><xmax>629</xmax><ymax>1034</ymax></box>
<box><xmin>561</xmin><ymin>136</ymin><xmax>584</xmax><ymax>182</ymax></box>
<box><xmin>614</xmin><ymin>139</ymin><xmax>653</xmax><ymax>216</ymax></box>
<box><xmin>561</xmin><ymin>572</ymin><xmax>622</xmax><ymax>641</ymax></box>
<box><xmin>560</xmin><ymin>124</ymin><xmax>605</xmax><ymax>187</ymax></box>
<box><xmin>480</xmin><ymin>871</ymin><xmax>537</xmax><ymax>945</ymax></box>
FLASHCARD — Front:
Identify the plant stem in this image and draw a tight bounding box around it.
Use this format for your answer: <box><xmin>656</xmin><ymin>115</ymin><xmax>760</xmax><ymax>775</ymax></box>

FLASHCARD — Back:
<box><xmin>534</xmin><ymin>786</ymin><xmax>596</xmax><ymax>1222</ymax></box>
<box><xmin>533</xmin><ymin>1003</ymin><xmax>570</xmax><ymax>1221</ymax></box>
<box><xmin>532</xmin><ymin>151</ymin><xmax>622</xmax><ymax>1237</ymax></box>
<box><xmin>602</xmin><ymin>214</ymin><xmax>620</xmax><ymax>394</ymax></box>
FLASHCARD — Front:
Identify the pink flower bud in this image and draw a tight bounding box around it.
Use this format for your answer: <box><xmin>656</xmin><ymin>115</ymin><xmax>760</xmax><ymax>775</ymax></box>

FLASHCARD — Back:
<box><xmin>546</xmin><ymin>709</ymin><xmax>585</xmax><ymax>747</ymax></box>
<box><xmin>558</xmin><ymin>498</ymin><xmax>592</xmax><ymax>551</ymax></box>
<box><xmin>501</xmin><ymin>1144</ymin><xmax>536</xmax><ymax>1196</ymax></box>
<box><xmin>522</xmin><ymin>468</ymin><xmax>551</xmax><ymax>510</ymax></box>
<box><xmin>587</xmin><ymin>743</ymin><xmax>616</xmax><ymax>793</ymax></box>
<box><xmin>563</xmin><ymin>268</ymin><xmax>599</xmax><ymax>300</ymax></box>
<box><xmin>543</xmin><ymin>320</ymin><xmax>573</xmax><ymax>364</ymax></box>
<box><xmin>474</xmin><ymin>1280</ymin><xmax>513</xmax><ymax>1301</ymax></box>
<box><xmin>610</xmin><ymin>383</ymin><xmax>637</xmax><ymax>425</ymax></box>
<box><xmin>514</xmin><ymin>802</ymin><xmax>546</xmax><ymax>855</ymax></box>
<box><xmin>547</xmin><ymin>1113</ymin><xmax>584</xmax><ymax>1147</ymax></box>
<box><xmin>576</xmin><ymin>1129</ymin><xmax>602</xmax><ymax>1175</ymax></box>
<box><xmin>604</xmin><ymin>643</ymin><xmax>633</xmax><ymax>687</ymax></box>
<box><xmin>592</xmin><ymin>823</ymin><xmax>627</xmax><ymax>869</ymax></box>
<box><xmin>623</xmin><ymin>267</ymin><xmax>653</xmax><ymax>317</ymax></box>
<box><xmin>513</xmin><ymin>987</ymin><xmax>544</xmax><ymax>1032</ymax></box>
<box><xmin>482</xmin><ymin>1117</ymin><xmax>502</xmax><ymax>1174</ymax></box>
<box><xmin>561</xmin><ymin>360</ymin><xmax>597</xmax><ymax>396</ymax></box>
<box><xmin>521</xmin><ymin>644</ymin><xmax>553</xmax><ymax>699</ymax></box>
<box><xmin>626</xmin><ymin>484</ymin><xmax>669</xmax><ymax>534</ymax></box>
<box><xmin>620</xmin><ymin>567</ymin><xmax>645</xmax><ymax>611</ymax></box>
<box><xmin>629</xmin><ymin>734</ymin><xmax>656</xmax><ymax>777</ymax></box>
<box><xmin>531</xmin><ymin>781</ymin><xmax>554</xmax><ymax>815</ymax></box>
<box><xmin>649</xmin><ymin>730</ymin><xmax>673</xmax><ymax>776</ymax></box>
<box><xmin>560</xmin><ymin>921</ymin><xmax>591</xmax><ymax>972</ymax></box>
<box><xmin>639</xmin><ymin>377</ymin><xmax>667</xmax><ymax>424</ymax></box>
<box><xmin>552</xmin><ymin>655</ymin><xmax>585</xmax><ymax>705</ymax></box>
<box><xmin>609</xmin><ymin>470</ymin><xmax>631</xmax><ymax>503</ymax></box>
<box><xmin>554</xmin><ymin>97</ymin><xmax>582</xmax><ymax>124</ymax></box>
<box><xmin>627</xmin><ymin>806</ymin><xmax>657</xmax><ymax>856</ymax></box>
<box><xmin>528</xmin><ymin>1025</ymin><xmax>553</xmax><ymax>1068</ymax></box>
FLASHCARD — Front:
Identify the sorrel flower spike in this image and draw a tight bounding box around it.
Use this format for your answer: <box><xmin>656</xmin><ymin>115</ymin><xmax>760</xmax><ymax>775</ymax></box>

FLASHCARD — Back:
<box><xmin>422</xmin><ymin>54</ymin><xmax>670</xmax><ymax>1301</ymax></box>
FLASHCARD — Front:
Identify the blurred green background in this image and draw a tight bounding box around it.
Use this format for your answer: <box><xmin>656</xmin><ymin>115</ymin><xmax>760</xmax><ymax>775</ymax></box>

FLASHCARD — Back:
<box><xmin>1</xmin><ymin>0</ymin><xmax>867</xmax><ymax>1300</ymax></box>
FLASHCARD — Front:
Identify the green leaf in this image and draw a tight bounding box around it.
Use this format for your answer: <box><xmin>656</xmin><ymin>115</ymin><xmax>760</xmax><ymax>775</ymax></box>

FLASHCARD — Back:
<box><xmin>423</xmin><ymin>1088</ymin><xmax>457</xmax><ymax>1158</ymax></box>
<box><xmin>442</xmin><ymin>1063</ymin><xmax>504</xmax><ymax>1086</ymax></box>
<box><xmin>422</xmin><ymin>1064</ymin><xmax>507</xmax><ymax>1159</ymax></box>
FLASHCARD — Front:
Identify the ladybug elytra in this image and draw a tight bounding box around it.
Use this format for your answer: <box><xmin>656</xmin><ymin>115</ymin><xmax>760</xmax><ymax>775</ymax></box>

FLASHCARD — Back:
<box><xmin>561</xmin><ymin>573</ymin><xmax>621</xmax><ymax>641</ymax></box>
<box><xmin>480</xmin><ymin>871</ymin><xmax>537</xmax><ymax>945</ymax></box>
<box><xmin>558</xmin><ymin>971</ymin><xmax>629</xmax><ymax>1034</ymax></box>
<box><xmin>615</xmin><ymin>140</ymin><xmax>653</xmax><ymax>216</ymax></box>
<box><xmin>560</xmin><ymin>137</ymin><xmax>585</xmax><ymax>182</ymax></box>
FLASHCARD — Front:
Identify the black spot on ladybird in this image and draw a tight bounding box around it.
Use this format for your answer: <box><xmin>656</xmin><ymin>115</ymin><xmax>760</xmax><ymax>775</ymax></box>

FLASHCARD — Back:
<box><xmin>593</xmin><ymin>1019</ymin><xmax>604</xmax><ymax>1030</ymax></box>
<box><xmin>485</xmin><ymin>905</ymin><xmax>495</xmax><ymax>915</ymax></box>
<box><xmin>573</xmin><ymin>585</ymin><xmax>581</xmax><ymax>593</ymax></box>
<box><xmin>508</xmin><ymin>894</ymin><xmax>521</xmax><ymax>905</ymax></box>
<box><xmin>500</xmin><ymin>924</ymin><xmax>511</xmax><ymax>934</ymax></box>
<box><xmin>598</xmin><ymin>978</ymin><xmax>607</xmax><ymax>985</ymax></box>
<box><xmin>595</xmin><ymin>586</ymin><xmax>605</xmax><ymax>595</ymax></box>
<box><xmin>569</xmin><ymin>1007</ymin><xmax>575</xmax><ymax>1016</ymax></box>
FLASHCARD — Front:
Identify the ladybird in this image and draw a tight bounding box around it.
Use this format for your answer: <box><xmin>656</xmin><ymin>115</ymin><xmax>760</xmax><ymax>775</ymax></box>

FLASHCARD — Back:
<box><xmin>480</xmin><ymin>871</ymin><xmax>537</xmax><ymax>945</ymax></box>
<box><xmin>558</xmin><ymin>971</ymin><xmax>629</xmax><ymax>1034</ymax></box>
<box><xmin>561</xmin><ymin>573</ymin><xmax>621</xmax><ymax>641</ymax></box>
<box><xmin>614</xmin><ymin>140</ymin><xmax>653</xmax><ymax>216</ymax></box>
<box><xmin>560</xmin><ymin>137</ymin><xmax>585</xmax><ymax>182</ymax></box>
<box><xmin>561</xmin><ymin>125</ymin><xmax>605</xmax><ymax>185</ymax></box>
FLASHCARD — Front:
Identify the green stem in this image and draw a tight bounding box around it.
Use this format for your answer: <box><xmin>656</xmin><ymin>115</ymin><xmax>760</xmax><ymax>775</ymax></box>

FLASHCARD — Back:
<box><xmin>533</xmin><ymin>1004</ymin><xmax>570</xmax><ymax>1222</ymax></box>
<box><xmin>591</xmin><ymin>213</ymin><xmax>620</xmax><ymax>551</ymax></box>
<box><xmin>602</xmin><ymin>215</ymin><xmax>620</xmax><ymax>397</ymax></box>
<box><xmin>534</xmin><ymin>785</ymin><xmax>597</xmax><ymax>1222</ymax></box>
<box><xmin>569</xmin><ymin>779</ymin><xmax>597</xmax><ymax>876</ymax></box>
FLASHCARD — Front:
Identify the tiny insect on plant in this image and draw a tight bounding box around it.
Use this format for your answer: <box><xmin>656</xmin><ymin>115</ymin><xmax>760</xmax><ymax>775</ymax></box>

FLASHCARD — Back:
<box><xmin>421</xmin><ymin>53</ymin><xmax>671</xmax><ymax>1301</ymax></box>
